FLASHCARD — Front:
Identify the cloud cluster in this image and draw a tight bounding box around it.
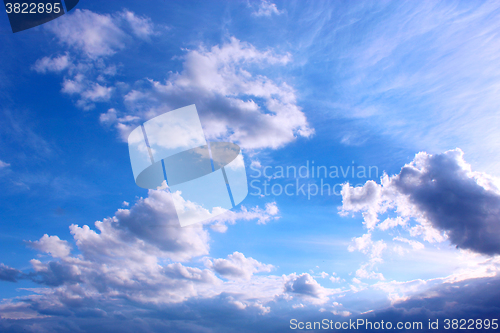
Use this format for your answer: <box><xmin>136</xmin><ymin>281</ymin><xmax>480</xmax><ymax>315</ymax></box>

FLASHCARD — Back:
<box><xmin>0</xmin><ymin>188</ymin><xmax>341</xmax><ymax>330</ymax></box>
<box><xmin>34</xmin><ymin>9</ymin><xmax>157</xmax><ymax>110</ymax></box>
<box><xmin>114</xmin><ymin>37</ymin><xmax>313</xmax><ymax>150</ymax></box>
<box><xmin>36</xmin><ymin>9</ymin><xmax>312</xmax><ymax>151</ymax></box>
<box><xmin>341</xmin><ymin>149</ymin><xmax>500</xmax><ymax>255</ymax></box>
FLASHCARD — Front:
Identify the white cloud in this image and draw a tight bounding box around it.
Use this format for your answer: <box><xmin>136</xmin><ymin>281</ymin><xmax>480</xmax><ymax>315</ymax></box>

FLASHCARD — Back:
<box><xmin>45</xmin><ymin>9</ymin><xmax>127</xmax><ymax>59</ymax></box>
<box><xmin>99</xmin><ymin>108</ymin><xmax>117</xmax><ymax>124</ymax></box>
<box><xmin>206</xmin><ymin>251</ymin><xmax>274</xmax><ymax>280</ymax></box>
<box><xmin>32</xmin><ymin>54</ymin><xmax>71</xmax><ymax>73</ymax></box>
<box><xmin>0</xmin><ymin>160</ymin><xmax>10</xmax><ymax>168</ymax></box>
<box><xmin>207</xmin><ymin>202</ymin><xmax>280</xmax><ymax>233</ymax></box>
<box><xmin>250</xmin><ymin>160</ymin><xmax>262</xmax><ymax>168</ymax></box>
<box><xmin>82</xmin><ymin>83</ymin><xmax>113</xmax><ymax>102</ymax></box>
<box><xmin>27</xmin><ymin>235</ymin><xmax>72</xmax><ymax>258</ymax></box>
<box><xmin>79</xmin><ymin>189</ymin><xmax>211</xmax><ymax>262</ymax></box>
<box><xmin>283</xmin><ymin>273</ymin><xmax>335</xmax><ymax>304</ymax></box>
<box><xmin>119</xmin><ymin>10</ymin><xmax>156</xmax><ymax>39</ymax></box>
<box><xmin>80</xmin><ymin>83</ymin><xmax>114</xmax><ymax>102</ymax></box>
<box><xmin>61</xmin><ymin>74</ymin><xmax>85</xmax><ymax>94</ymax></box>
<box><xmin>252</xmin><ymin>0</ymin><xmax>283</xmax><ymax>17</ymax></box>
<box><xmin>329</xmin><ymin>274</ymin><xmax>341</xmax><ymax>283</ymax></box>
<box><xmin>347</xmin><ymin>234</ymin><xmax>386</xmax><ymax>283</ymax></box>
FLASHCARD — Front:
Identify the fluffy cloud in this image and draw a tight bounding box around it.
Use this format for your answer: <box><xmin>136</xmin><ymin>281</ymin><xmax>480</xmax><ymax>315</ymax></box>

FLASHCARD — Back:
<box><xmin>341</xmin><ymin>149</ymin><xmax>500</xmax><ymax>256</ymax></box>
<box><xmin>206</xmin><ymin>251</ymin><xmax>274</xmax><ymax>280</ymax></box>
<box><xmin>73</xmin><ymin>189</ymin><xmax>211</xmax><ymax>262</ymax></box>
<box><xmin>119</xmin><ymin>10</ymin><xmax>156</xmax><ymax>39</ymax></box>
<box><xmin>117</xmin><ymin>37</ymin><xmax>313</xmax><ymax>150</ymax></box>
<box><xmin>32</xmin><ymin>54</ymin><xmax>71</xmax><ymax>73</ymax></box>
<box><xmin>283</xmin><ymin>273</ymin><xmax>334</xmax><ymax>304</ymax></box>
<box><xmin>27</xmin><ymin>234</ymin><xmax>72</xmax><ymax>258</ymax></box>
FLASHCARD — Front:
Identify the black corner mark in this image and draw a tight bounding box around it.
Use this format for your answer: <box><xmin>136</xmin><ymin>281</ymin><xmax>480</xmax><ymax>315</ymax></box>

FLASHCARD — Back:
<box><xmin>3</xmin><ymin>0</ymin><xmax>79</xmax><ymax>33</ymax></box>
<box><xmin>64</xmin><ymin>0</ymin><xmax>77</xmax><ymax>12</ymax></box>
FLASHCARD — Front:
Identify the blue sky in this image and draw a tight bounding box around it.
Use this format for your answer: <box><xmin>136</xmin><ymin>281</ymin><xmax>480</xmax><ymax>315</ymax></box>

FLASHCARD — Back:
<box><xmin>1</xmin><ymin>0</ymin><xmax>500</xmax><ymax>332</ymax></box>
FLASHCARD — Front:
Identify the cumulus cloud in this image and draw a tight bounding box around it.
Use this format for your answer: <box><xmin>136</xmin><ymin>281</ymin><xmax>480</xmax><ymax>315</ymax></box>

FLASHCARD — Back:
<box><xmin>117</xmin><ymin>37</ymin><xmax>312</xmax><ymax>150</ymax></box>
<box><xmin>206</xmin><ymin>251</ymin><xmax>274</xmax><ymax>280</ymax></box>
<box><xmin>27</xmin><ymin>234</ymin><xmax>72</xmax><ymax>258</ymax></box>
<box><xmin>283</xmin><ymin>273</ymin><xmax>334</xmax><ymax>304</ymax></box>
<box><xmin>77</xmin><ymin>189</ymin><xmax>211</xmax><ymax>262</ymax></box>
<box><xmin>340</xmin><ymin>149</ymin><xmax>500</xmax><ymax>255</ymax></box>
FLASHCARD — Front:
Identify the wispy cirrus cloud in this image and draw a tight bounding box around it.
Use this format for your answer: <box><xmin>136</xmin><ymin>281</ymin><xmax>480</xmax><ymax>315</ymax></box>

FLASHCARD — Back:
<box><xmin>297</xmin><ymin>1</ymin><xmax>500</xmax><ymax>175</ymax></box>
<box><xmin>251</xmin><ymin>0</ymin><xmax>283</xmax><ymax>17</ymax></box>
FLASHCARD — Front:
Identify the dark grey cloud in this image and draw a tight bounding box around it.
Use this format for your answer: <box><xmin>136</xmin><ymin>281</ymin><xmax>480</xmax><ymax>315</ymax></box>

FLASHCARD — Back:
<box><xmin>0</xmin><ymin>264</ymin><xmax>22</xmax><ymax>282</ymax></box>
<box><xmin>392</xmin><ymin>150</ymin><xmax>500</xmax><ymax>255</ymax></box>
<box><xmin>363</xmin><ymin>276</ymin><xmax>500</xmax><ymax>332</ymax></box>
<box><xmin>341</xmin><ymin>149</ymin><xmax>500</xmax><ymax>255</ymax></box>
<box><xmin>1</xmin><ymin>276</ymin><xmax>499</xmax><ymax>333</ymax></box>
